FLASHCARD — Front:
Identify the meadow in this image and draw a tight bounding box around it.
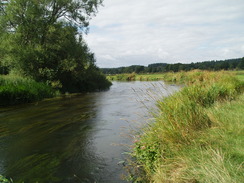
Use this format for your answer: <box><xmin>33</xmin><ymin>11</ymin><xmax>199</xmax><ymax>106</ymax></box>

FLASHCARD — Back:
<box><xmin>126</xmin><ymin>70</ymin><xmax>244</xmax><ymax>182</ymax></box>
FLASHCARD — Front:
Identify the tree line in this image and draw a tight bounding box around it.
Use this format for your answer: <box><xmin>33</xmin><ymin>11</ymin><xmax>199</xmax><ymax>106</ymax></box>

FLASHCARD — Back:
<box><xmin>0</xmin><ymin>0</ymin><xmax>111</xmax><ymax>93</ymax></box>
<box><xmin>101</xmin><ymin>57</ymin><xmax>244</xmax><ymax>74</ymax></box>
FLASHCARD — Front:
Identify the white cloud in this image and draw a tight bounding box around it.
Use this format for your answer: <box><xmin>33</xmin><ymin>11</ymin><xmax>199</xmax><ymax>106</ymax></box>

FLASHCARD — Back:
<box><xmin>84</xmin><ymin>0</ymin><xmax>244</xmax><ymax>68</ymax></box>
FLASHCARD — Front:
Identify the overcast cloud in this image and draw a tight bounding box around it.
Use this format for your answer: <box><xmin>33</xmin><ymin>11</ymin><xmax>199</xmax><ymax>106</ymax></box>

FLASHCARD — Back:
<box><xmin>84</xmin><ymin>0</ymin><xmax>244</xmax><ymax>68</ymax></box>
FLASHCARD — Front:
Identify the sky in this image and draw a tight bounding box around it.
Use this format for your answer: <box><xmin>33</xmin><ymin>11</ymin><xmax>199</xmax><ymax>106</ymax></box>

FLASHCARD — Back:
<box><xmin>84</xmin><ymin>0</ymin><xmax>244</xmax><ymax>68</ymax></box>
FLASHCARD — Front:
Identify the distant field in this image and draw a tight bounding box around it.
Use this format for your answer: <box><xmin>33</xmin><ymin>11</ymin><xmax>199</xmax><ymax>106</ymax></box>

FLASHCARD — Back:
<box><xmin>107</xmin><ymin>70</ymin><xmax>244</xmax><ymax>82</ymax></box>
<box><xmin>107</xmin><ymin>73</ymin><xmax>170</xmax><ymax>81</ymax></box>
<box><xmin>135</xmin><ymin>73</ymin><xmax>165</xmax><ymax>81</ymax></box>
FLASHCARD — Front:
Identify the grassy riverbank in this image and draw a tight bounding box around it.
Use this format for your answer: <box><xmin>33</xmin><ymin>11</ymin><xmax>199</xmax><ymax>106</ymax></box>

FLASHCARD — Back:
<box><xmin>127</xmin><ymin>70</ymin><xmax>244</xmax><ymax>182</ymax></box>
<box><xmin>0</xmin><ymin>75</ymin><xmax>56</xmax><ymax>106</ymax></box>
<box><xmin>107</xmin><ymin>70</ymin><xmax>244</xmax><ymax>82</ymax></box>
<box><xmin>0</xmin><ymin>73</ymin><xmax>111</xmax><ymax>106</ymax></box>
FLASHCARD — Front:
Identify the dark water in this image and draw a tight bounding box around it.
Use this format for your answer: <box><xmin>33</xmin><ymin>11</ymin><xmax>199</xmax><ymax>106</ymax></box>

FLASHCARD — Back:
<box><xmin>0</xmin><ymin>81</ymin><xmax>179</xmax><ymax>183</ymax></box>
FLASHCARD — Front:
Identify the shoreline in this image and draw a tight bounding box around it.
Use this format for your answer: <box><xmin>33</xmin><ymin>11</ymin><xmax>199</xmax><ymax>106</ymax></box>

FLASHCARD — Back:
<box><xmin>126</xmin><ymin>70</ymin><xmax>244</xmax><ymax>182</ymax></box>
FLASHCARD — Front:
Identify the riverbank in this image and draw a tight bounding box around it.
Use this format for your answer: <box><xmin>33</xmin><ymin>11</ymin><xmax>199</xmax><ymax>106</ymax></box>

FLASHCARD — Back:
<box><xmin>107</xmin><ymin>70</ymin><xmax>244</xmax><ymax>82</ymax></box>
<box><xmin>0</xmin><ymin>73</ymin><xmax>112</xmax><ymax>106</ymax></box>
<box><xmin>0</xmin><ymin>75</ymin><xmax>56</xmax><ymax>106</ymax></box>
<box><xmin>127</xmin><ymin>70</ymin><xmax>244</xmax><ymax>182</ymax></box>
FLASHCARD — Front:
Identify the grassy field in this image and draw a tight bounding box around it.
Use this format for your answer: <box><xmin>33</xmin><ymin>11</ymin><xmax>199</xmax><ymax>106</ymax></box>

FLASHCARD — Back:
<box><xmin>127</xmin><ymin>70</ymin><xmax>244</xmax><ymax>182</ymax></box>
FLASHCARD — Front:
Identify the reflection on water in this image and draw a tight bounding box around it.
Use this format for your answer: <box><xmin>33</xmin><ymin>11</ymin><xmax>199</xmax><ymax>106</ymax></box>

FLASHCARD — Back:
<box><xmin>0</xmin><ymin>81</ymin><xmax>180</xmax><ymax>183</ymax></box>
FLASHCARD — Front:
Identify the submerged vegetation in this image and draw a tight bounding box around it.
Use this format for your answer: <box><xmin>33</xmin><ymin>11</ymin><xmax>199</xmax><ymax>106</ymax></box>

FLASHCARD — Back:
<box><xmin>127</xmin><ymin>70</ymin><xmax>244</xmax><ymax>182</ymax></box>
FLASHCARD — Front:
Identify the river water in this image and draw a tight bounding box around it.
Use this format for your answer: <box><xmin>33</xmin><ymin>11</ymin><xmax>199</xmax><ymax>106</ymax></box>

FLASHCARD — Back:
<box><xmin>0</xmin><ymin>81</ymin><xmax>179</xmax><ymax>183</ymax></box>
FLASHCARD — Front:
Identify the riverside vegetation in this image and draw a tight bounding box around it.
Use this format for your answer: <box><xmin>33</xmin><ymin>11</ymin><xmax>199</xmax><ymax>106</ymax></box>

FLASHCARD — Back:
<box><xmin>0</xmin><ymin>0</ymin><xmax>111</xmax><ymax>106</ymax></box>
<box><xmin>0</xmin><ymin>75</ymin><xmax>56</xmax><ymax>106</ymax></box>
<box><xmin>106</xmin><ymin>70</ymin><xmax>244</xmax><ymax>82</ymax></box>
<box><xmin>125</xmin><ymin>70</ymin><xmax>244</xmax><ymax>183</ymax></box>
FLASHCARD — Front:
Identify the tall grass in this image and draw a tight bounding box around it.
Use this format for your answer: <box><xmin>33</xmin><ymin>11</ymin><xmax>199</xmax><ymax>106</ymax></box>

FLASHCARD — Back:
<box><xmin>128</xmin><ymin>70</ymin><xmax>244</xmax><ymax>182</ymax></box>
<box><xmin>0</xmin><ymin>75</ymin><xmax>55</xmax><ymax>106</ymax></box>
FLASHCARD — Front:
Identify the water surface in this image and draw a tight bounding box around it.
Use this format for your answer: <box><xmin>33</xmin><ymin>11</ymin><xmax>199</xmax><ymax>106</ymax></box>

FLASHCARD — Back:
<box><xmin>0</xmin><ymin>81</ymin><xmax>179</xmax><ymax>182</ymax></box>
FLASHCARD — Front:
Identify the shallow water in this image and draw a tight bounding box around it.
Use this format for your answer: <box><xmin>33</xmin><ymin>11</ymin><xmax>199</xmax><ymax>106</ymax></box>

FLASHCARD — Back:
<box><xmin>0</xmin><ymin>81</ymin><xmax>179</xmax><ymax>183</ymax></box>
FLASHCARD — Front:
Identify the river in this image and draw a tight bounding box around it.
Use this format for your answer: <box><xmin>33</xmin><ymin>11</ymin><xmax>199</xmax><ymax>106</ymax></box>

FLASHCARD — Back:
<box><xmin>0</xmin><ymin>81</ymin><xmax>179</xmax><ymax>183</ymax></box>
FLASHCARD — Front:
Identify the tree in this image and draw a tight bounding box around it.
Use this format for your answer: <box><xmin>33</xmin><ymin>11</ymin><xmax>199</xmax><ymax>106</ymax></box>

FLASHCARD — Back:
<box><xmin>237</xmin><ymin>57</ymin><xmax>244</xmax><ymax>70</ymax></box>
<box><xmin>1</xmin><ymin>0</ymin><xmax>102</xmax><ymax>32</ymax></box>
<box><xmin>0</xmin><ymin>0</ymin><xmax>111</xmax><ymax>92</ymax></box>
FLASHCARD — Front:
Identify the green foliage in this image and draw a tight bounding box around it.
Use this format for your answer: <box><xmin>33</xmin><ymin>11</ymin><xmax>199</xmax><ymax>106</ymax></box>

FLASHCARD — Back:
<box><xmin>59</xmin><ymin>65</ymin><xmax>111</xmax><ymax>93</ymax></box>
<box><xmin>0</xmin><ymin>175</ymin><xmax>12</xmax><ymax>183</ymax></box>
<box><xmin>115</xmin><ymin>74</ymin><xmax>127</xmax><ymax>81</ymax></box>
<box><xmin>0</xmin><ymin>75</ymin><xmax>55</xmax><ymax>106</ymax></box>
<box><xmin>133</xmin><ymin>134</ymin><xmax>162</xmax><ymax>170</ymax></box>
<box><xmin>0</xmin><ymin>0</ymin><xmax>110</xmax><ymax>95</ymax></box>
<box><xmin>237</xmin><ymin>57</ymin><xmax>244</xmax><ymax>70</ymax></box>
<box><xmin>128</xmin><ymin>71</ymin><xmax>244</xmax><ymax>182</ymax></box>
